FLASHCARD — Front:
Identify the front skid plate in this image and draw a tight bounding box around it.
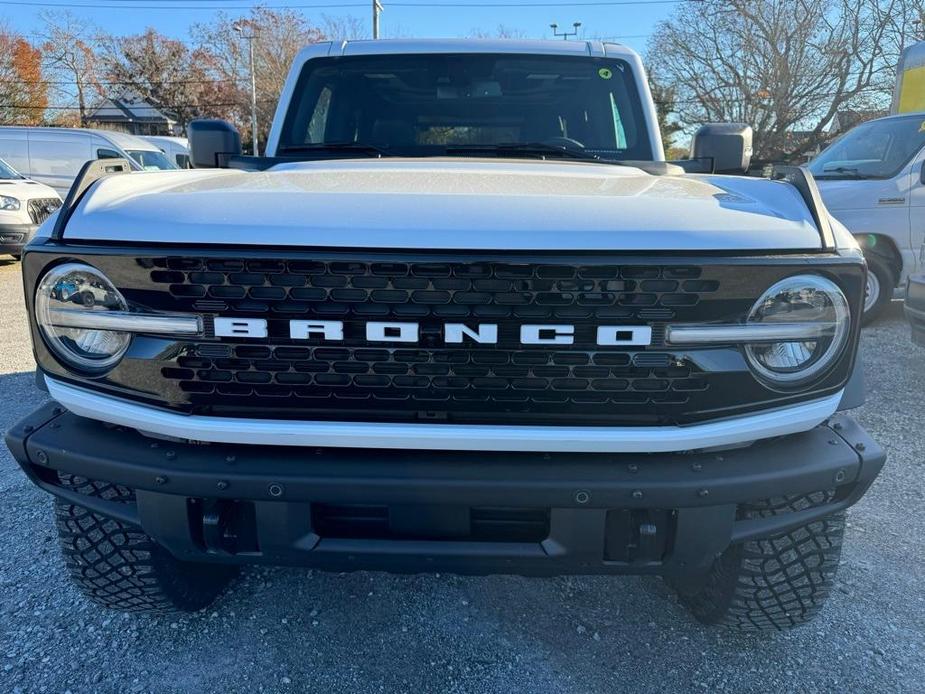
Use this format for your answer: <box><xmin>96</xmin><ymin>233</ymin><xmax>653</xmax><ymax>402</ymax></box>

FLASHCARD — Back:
<box><xmin>6</xmin><ymin>404</ymin><xmax>884</xmax><ymax>575</ymax></box>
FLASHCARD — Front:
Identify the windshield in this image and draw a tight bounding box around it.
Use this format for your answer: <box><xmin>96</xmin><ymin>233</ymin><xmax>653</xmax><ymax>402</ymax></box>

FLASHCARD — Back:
<box><xmin>809</xmin><ymin>115</ymin><xmax>925</xmax><ymax>179</ymax></box>
<box><xmin>0</xmin><ymin>157</ymin><xmax>23</xmax><ymax>180</ymax></box>
<box><xmin>126</xmin><ymin>149</ymin><xmax>178</xmax><ymax>171</ymax></box>
<box><xmin>278</xmin><ymin>53</ymin><xmax>653</xmax><ymax>161</ymax></box>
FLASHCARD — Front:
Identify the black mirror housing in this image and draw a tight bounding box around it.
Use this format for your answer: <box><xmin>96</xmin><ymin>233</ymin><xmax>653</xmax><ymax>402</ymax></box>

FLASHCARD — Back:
<box><xmin>187</xmin><ymin>119</ymin><xmax>242</xmax><ymax>169</ymax></box>
<box><xmin>690</xmin><ymin>123</ymin><xmax>753</xmax><ymax>175</ymax></box>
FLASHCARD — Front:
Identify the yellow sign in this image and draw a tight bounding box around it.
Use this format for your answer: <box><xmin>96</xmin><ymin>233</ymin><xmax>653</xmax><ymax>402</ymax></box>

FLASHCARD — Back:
<box><xmin>898</xmin><ymin>64</ymin><xmax>925</xmax><ymax>113</ymax></box>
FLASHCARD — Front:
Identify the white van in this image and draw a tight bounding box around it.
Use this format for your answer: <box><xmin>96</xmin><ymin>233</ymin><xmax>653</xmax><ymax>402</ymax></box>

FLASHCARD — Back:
<box><xmin>810</xmin><ymin>113</ymin><xmax>925</xmax><ymax>322</ymax></box>
<box><xmin>141</xmin><ymin>136</ymin><xmax>190</xmax><ymax>168</ymax></box>
<box><xmin>0</xmin><ymin>127</ymin><xmax>177</xmax><ymax>198</ymax></box>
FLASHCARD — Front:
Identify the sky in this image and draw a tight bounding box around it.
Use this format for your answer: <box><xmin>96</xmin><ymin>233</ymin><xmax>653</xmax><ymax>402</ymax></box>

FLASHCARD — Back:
<box><xmin>0</xmin><ymin>0</ymin><xmax>680</xmax><ymax>53</ymax></box>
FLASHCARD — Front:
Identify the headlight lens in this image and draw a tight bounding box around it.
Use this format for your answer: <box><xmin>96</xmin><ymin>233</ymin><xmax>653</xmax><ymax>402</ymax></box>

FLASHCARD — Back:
<box><xmin>0</xmin><ymin>195</ymin><xmax>20</xmax><ymax>211</ymax></box>
<box><xmin>744</xmin><ymin>275</ymin><xmax>850</xmax><ymax>387</ymax></box>
<box><xmin>35</xmin><ymin>263</ymin><xmax>131</xmax><ymax>372</ymax></box>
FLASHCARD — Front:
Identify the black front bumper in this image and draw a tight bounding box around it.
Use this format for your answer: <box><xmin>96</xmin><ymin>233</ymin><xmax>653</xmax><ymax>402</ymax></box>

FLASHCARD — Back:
<box><xmin>0</xmin><ymin>222</ymin><xmax>36</xmax><ymax>255</ymax></box>
<box><xmin>906</xmin><ymin>274</ymin><xmax>925</xmax><ymax>347</ymax></box>
<box><xmin>6</xmin><ymin>404</ymin><xmax>884</xmax><ymax>577</ymax></box>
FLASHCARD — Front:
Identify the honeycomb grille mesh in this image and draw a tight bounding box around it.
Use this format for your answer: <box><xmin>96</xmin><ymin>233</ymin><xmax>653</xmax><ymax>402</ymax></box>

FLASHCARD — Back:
<box><xmin>137</xmin><ymin>256</ymin><xmax>728</xmax><ymax>423</ymax></box>
<box><xmin>149</xmin><ymin>257</ymin><xmax>720</xmax><ymax>321</ymax></box>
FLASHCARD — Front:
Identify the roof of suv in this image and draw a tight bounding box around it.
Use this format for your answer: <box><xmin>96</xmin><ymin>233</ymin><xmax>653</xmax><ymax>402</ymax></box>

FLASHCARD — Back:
<box><xmin>323</xmin><ymin>38</ymin><xmax>638</xmax><ymax>60</ymax></box>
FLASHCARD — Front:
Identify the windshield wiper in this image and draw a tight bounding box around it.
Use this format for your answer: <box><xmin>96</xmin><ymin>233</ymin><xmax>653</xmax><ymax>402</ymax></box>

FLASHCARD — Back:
<box><xmin>277</xmin><ymin>142</ymin><xmax>391</xmax><ymax>158</ymax></box>
<box><xmin>814</xmin><ymin>166</ymin><xmax>866</xmax><ymax>180</ymax></box>
<box><xmin>444</xmin><ymin>142</ymin><xmax>605</xmax><ymax>163</ymax></box>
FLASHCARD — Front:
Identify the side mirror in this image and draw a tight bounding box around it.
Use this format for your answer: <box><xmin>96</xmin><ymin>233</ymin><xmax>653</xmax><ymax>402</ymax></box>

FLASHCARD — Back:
<box><xmin>188</xmin><ymin>119</ymin><xmax>242</xmax><ymax>169</ymax></box>
<box><xmin>690</xmin><ymin>123</ymin><xmax>753</xmax><ymax>175</ymax></box>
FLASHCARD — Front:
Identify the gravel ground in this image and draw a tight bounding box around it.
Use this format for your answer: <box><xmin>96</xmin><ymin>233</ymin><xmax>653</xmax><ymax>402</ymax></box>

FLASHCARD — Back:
<box><xmin>0</xmin><ymin>257</ymin><xmax>922</xmax><ymax>693</ymax></box>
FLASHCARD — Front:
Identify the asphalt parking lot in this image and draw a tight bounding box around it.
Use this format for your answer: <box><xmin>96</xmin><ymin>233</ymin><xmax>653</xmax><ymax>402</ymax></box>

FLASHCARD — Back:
<box><xmin>0</xmin><ymin>257</ymin><xmax>922</xmax><ymax>694</ymax></box>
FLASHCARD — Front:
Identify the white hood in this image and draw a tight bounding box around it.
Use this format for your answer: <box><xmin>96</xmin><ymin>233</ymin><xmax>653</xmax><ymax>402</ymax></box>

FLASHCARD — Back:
<box><xmin>0</xmin><ymin>177</ymin><xmax>60</xmax><ymax>204</ymax></box>
<box><xmin>62</xmin><ymin>159</ymin><xmax>824</xmax><ymax>251</ymax></box>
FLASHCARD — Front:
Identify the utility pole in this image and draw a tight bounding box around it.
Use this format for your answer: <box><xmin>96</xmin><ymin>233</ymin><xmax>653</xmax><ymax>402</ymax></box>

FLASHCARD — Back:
<box><xmin>550</xmin><ymin>22</ymin><xmax>582</xmax><ymax>40</ymax></box>
<box><xmin>233</xmin><ymin>20</ymin><xmax>259</xmax><ymax>156</ymax></box>
<box><xmin>373</xmin><ymin>0</ymin><xmax>383</xmax><ymax>39</ymax></box>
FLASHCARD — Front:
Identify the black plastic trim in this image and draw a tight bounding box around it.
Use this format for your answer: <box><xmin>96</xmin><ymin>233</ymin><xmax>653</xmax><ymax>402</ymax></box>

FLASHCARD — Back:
<box><xmin>5</xmin><ymin>404</ymin><xmax>885</xmax><ymax>574</ymax></box>
<box><xmin>50</xmin><ymin>158</ymin><xmax>132</xmax><ymax>241</ymax></box>
<box><xmin>771</xmin><ymin>165</ymin><xmax>836</xmax><ymax>251</ymax></box>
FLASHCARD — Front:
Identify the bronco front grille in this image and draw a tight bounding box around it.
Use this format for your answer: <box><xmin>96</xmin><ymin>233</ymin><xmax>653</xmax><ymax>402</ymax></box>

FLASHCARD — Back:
<box><xmin>143</xmin><ymin>256</ymin><xmax>729</xmax><ymax>424</ymax></box>
<box><xmin>27</xmin><ymin>249</ymin><xmax>864</xmax><ymax>426</ymax></box>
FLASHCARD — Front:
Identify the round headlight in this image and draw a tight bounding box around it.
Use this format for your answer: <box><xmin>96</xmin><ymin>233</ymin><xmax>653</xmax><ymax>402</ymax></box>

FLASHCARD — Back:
<box><xmin>744</xmin><ymin>275</ymin><xmax>850</xmax><ymax>388</ymax></box>
<box><xmin>35</xmin><ymin>263</ymin><xmax>131</xmax><ymax>372</ymax></box>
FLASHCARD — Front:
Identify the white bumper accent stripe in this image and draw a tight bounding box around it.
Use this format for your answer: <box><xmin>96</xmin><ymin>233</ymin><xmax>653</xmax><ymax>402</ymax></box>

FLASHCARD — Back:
<box><xmin>46</xmin><ymin>378</ymin><xmax>843</xmax><ymax>453</ymax></box>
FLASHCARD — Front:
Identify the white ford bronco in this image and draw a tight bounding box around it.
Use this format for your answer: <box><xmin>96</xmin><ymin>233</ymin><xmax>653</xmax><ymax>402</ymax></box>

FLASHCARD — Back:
<box><xmin>7</xmin><ymin>40</ymin><xmax>884</xmax><ymax>630</ymax></box>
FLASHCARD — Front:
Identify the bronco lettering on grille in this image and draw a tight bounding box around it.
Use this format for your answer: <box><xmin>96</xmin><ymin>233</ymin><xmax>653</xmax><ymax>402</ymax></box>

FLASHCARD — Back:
<box><xmin>213</xmin><ymin>319</ymin><xmax>653</xmax><ymax>347</ymax></box>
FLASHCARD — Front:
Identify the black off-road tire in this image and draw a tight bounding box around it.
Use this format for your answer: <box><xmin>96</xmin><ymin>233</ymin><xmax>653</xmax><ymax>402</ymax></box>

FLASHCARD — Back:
<box><xmin>862</xmin><ymin>252</ymin><xmax>894</xmax><ymax>326</ymax></box>
<box><xmin>673</xmin><ymin>492</ymin><xmax>845</xmax><ymax>631</ymax></box>
<box><xmin>54</xmin><ymin>475</ymin><xmax>237</xmax><ymax>614</ymax></box>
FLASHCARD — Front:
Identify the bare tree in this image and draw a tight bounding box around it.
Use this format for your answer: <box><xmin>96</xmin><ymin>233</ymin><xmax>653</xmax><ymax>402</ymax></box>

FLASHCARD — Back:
<box><xmin>468</xmin><ymin>25</ymin><xmax>528</xmax><ymax>39</ymax></box>
<box><xmin>192</xmin><ymin>8</ymin><xmax>326</xmax><ymax>147</ymax></box>
<box><xmin>38</xmin><ymin>11</ymin><xmax>102</xmax><ymax>126</ymax></box>
<box><xmin>647</xmin><ymin>0</ymin><xmax>914</xmax><ymax>160</ymax></box>
<box><xmin>320</xmin><ymin>14</ymin><xmax>368</xmax><ymax>41</ymax></box>
<box><xmin>98</xmin><ymin>27</ymin><xmax>234</xmax><ymax>130</ymax></box>
<box><xmin>649</xmin><ymin>80</ymin><xmax>684</xmax><ymax>155</ymax></box>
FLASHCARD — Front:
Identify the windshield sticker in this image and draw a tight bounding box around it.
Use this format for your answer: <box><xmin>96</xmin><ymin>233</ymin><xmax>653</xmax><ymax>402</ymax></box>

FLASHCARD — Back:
<box><xmin>598</xmin><ymin>67</ymin><xmax>613</xmax><ymax>80</ymax></box>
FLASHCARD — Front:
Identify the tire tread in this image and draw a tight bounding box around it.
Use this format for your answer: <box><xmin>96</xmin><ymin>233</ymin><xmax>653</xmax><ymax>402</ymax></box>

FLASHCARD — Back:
<box><xmin>677</xmin><ymin>491</ymin><xmax>845</xmax><ymax>631</ymax></box>
<box><xmin>54</xmin><ymin>474</ymin><xmax>235</xmax><ymax>614</ymax></box>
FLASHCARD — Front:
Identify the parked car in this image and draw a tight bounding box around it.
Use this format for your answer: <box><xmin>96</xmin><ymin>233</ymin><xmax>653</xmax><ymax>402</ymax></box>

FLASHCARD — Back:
<box><xmin>0</xmin><ymin>127</ymin><xmax>177</xmax><ymax>198</ymax></box>
<box><xmin>905</xmin><ymin>243</ymin><xmax>925</xmax><ymax>344</ymax></box>
<box><xmin>810</xmin><ymin>113</ymin><xmax>925</xmax><ymax>323</ymax></box>
<box><xmin>7</xmin><ymin>39</ymin><xmax>884</xmax><ymax>631</ymax></box>
<box><xmin>141</xmin><ymin>135</ymin><xmax>191</xmax><ymax>168</ymax></box>
<box><xmin>0</xmin><ymin>157</ymin><xmax>61</xmax><ymax>259</ymax></box>
<box><xmin>906</xmin><ymin>273</ymin><xmax>925</xmax><ymax>344</ymax></box>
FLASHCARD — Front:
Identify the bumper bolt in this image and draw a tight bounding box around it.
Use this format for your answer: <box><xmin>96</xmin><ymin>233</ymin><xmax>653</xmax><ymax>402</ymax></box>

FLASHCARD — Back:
<box><xmin>217</xmin><ymin>480</ymin><xmax>229</xmax><ymax>491</ymax></box>
<box><xmin>834</xmin><ymin>468</ymin><xmax>847</xmax><ymax>484</ymax></box>
<box><xmin>574</xmin><ymin>490</ymin><xmax>591</xmax><ymax>504</ymax></box>
<box><xmin>52</xmin><ymin>407</ymin><xmax>63</xmax><ymax>416</ymax></box>
<box><xmin>155</xmin><ymin>475</ymin><xmax>167</xmax><ymax>485</ymax></box>
<box><xmin>690</xmin><ymin>462</ymin><xmax>703</xmax><ymax>472</ymax></box>
<box><xmin>828</xmin><ymin>439</ymin><xmax>839</xmax><ymax>446</ymax></box>
<box><xmin>631</xmin><ymin>489</ymin><xmax>644</xmax><ymax>500</ymax></box>
<box><xmin>225</xmin><ymin>455</ymin><xmax>236</xmax><ymax>463</ymax></box>
<box><xmin>833</xmin><ymin>422</ymin><xmax>843</xmax><ymax>431</ymax></box>
<box><xmin>268</xmin><ymin>483</ymin><xmax>284</xmax><ymax>498</ymax></box>
<box><xmin>165</xmin><ymin>451</ymin><xmax>177</xmax><ymax>460</ymax></box>
<box><xmin>35</xmin><ymin>450</ymin><xmax>48</xmax><ymax>464</ymax></box>
<box><xmin>627</xmin><ymin>464</ymin><xmax>639</xmax><ymax>474</ymax></box>
<box><xmin>856</xmin><ymin>442</ymin><xmax>866</xmax><ymax>452</ymax></box>
<box><xmin>697</xmin><ymin>488</ymin><xmax>710</xmax><ymax>498</ymax></box>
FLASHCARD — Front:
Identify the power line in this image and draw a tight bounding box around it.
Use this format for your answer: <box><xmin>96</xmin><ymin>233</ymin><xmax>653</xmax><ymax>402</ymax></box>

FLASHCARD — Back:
<box><xmin>2</xmin><ymin>79</ymin><xmax>245</xmax><ymax>85</ymax></box>
<box><xmin>0</xmin><ymin>0</ymin><xmax>694</xmax><ymax>9</ymax></box>
<box><xmin>0</xmin><ymin>101</ymin><xmax>276</xmax><ymax>110</ymax></box>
